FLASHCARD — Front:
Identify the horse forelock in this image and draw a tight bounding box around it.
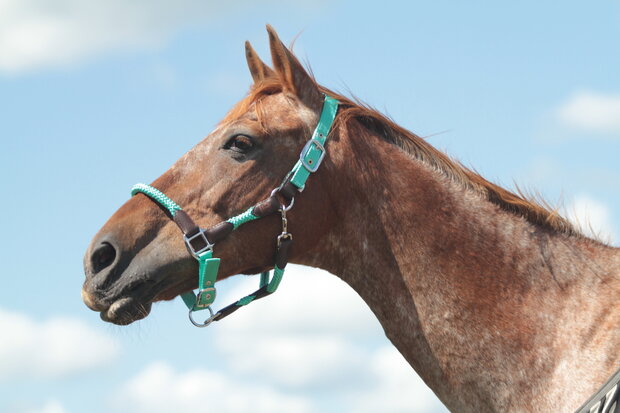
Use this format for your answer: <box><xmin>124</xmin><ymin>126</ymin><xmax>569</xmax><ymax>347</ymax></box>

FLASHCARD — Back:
<box><xmin>219</xmin><ymin>78</ymin><xmax>284</xmax><ymax>130</ymax></box>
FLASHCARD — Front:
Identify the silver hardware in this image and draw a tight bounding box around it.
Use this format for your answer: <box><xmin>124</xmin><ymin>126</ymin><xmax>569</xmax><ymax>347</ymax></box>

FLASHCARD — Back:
<box><xmin>277</xmin><ymin>208</ymin><xmax>292</xmax><ymax>246</ymax></box>
<box><xmin>270</xmin><ymin>187</ymin><xmax>295</xmax><ymax>212</ymax></box>
<box><xmin>282</xmin><ymin>197</ymin><xmax>294</xmax><ymax>211</ymax></box>
<box><xmin>299</xmin><ymin>138</ymin><xmax>326</xmax><ymax>173</ymax></box>
<box><xmin>183</xmin><ymin>228</ymin><xmax>214</xmax><ymax>258</ymax></box>
<box><xmin>188</xmin><ymin>306</ymin><xmax>217</xmax><ymax>328</ymax></box>
<box><xmin>277</xmin><ymin>232</ymin><xmax>292</xmax><ymax>247</ymax></box>
<box><xmin>195</xmin><ymin>287</ymin><xmax>216</xmax><ymax>309</ymax></box>
<box><xmin>280</xmin><ymin>207</ymin><xmax>288</xmax><ymax>233</ymax></box>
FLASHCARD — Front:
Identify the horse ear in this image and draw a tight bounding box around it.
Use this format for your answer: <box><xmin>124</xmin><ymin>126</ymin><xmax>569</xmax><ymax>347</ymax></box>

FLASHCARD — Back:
<box><xmin>266</xmin><ymin>25</ymin><xmax>322</xmax><ymax>109</ymax></box>
<box><xmin>245</xmin><ymin>40</ymin><xmax>275</xmax><ymax>83</ymax></box>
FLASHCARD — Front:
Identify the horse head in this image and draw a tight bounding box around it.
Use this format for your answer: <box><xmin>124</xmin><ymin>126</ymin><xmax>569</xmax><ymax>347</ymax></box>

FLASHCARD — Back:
<box><xmin>82</xmin><ymin>26</ymin><xmax>338</xmax><ymax>325</ymax></box>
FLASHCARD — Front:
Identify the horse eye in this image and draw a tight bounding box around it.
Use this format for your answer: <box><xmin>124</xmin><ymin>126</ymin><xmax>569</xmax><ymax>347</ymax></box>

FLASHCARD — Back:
<box><xmin>226</xmin><ymin>135</ymin><xmax>255</xmax><ymax>153</ymax></box>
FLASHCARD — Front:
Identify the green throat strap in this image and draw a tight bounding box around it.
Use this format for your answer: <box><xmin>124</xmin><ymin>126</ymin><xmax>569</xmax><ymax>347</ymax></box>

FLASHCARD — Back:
<box><xmin>129</xmin><ymin>94</ymin><xmax>339</xmax><ymax>327</ymax></box>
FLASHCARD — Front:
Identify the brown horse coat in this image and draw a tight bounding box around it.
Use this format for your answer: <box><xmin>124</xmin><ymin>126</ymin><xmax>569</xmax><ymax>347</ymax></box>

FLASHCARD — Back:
<box><xmin>83</xmin><ymin>26</ymin><xmax>620</xmax><ymax>412</ymax></box>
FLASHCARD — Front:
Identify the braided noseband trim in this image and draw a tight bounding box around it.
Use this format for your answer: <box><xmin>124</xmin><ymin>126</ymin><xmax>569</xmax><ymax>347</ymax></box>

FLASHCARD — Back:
<box><xmin>226</xmin><ymin>206</ymin><xmax>259</xmax><ymax>229</ymax></box>
<box><xmin>131</xmin><ymin>183</ymin><xmax>182</xmax><ymax>217</ymax></box>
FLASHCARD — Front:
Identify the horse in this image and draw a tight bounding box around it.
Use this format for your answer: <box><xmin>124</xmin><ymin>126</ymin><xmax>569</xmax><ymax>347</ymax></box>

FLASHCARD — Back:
<box><xmin>82</xmin><ymin>26</ymin><xmax>620</xmax><ymax>412</ymax></box>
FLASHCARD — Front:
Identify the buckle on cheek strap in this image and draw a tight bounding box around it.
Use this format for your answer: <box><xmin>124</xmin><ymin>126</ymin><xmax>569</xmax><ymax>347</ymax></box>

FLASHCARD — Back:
<box><xmin>181</xmin><ymin>250</ymin><xmax>220</xmax><ymax>310</ymax></box>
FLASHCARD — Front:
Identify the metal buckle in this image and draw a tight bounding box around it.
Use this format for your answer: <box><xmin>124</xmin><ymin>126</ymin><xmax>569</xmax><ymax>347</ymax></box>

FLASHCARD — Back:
<box><xmin>299</xmin><ymin>138</ymin><xmax>326</xmax><ymax>173</ymax></box>
<box><xmin>183</xmin><ymin>228</ymin><xmax>213</xmax><ymax>258</ymax></box>
<box><xmin>194</xmin><ymin>287</ymin><xmax>216</xmax><ymax>309</ymax></box>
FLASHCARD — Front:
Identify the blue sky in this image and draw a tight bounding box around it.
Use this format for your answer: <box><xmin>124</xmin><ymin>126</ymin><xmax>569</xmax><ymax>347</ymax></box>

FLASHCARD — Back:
<box><xmin>1</xmin><ymin>1</ymin><xmax>619</xmax><ymax>412</ymax></box>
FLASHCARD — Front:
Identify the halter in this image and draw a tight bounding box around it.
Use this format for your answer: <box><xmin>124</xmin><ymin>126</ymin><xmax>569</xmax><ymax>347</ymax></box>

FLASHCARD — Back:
<box><xmin>130</xmin><ymin>94</ymin><xmax>338</xmax><ymax>327</ymax></box>
<box><xmin>124</xmin><ymin>90</ymin><xmax>619</xmax><ymax>412</ymax></box>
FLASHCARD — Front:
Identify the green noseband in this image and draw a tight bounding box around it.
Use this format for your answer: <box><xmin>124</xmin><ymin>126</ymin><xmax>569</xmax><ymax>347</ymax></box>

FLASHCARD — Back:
<box><xmin>130</xmin><ymin>94</ymin><xmax>339</xmax><ymax>327</ymax></box>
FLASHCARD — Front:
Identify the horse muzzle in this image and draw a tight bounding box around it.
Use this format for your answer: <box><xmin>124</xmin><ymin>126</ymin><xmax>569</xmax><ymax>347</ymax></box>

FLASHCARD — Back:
<box><xmin>82</xmin><ymin>234</ymin><xmax>169</xmax><ymax>325</ymax></box>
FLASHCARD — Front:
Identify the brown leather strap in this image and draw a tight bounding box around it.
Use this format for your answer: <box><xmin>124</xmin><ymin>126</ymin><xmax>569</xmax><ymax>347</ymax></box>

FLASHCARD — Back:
<box><xmin>206</xmin><ymin>222</ymin><xmax>234</xmax><ymax>243</ymax></box>
<box><xmin>173</xmin><ymin>210</ymin><xmax>200</xmax><ymax>236</ymax></box>
<box><xmin>275</xmin><ymin>237</ymin><xmax>292</xmax><ymax>269</ymax></box>
<box><xmin>278</xmin><ymin>181</ymin><xmax>298</xmax><ymax>202</ymax></box>
<box><xmin>252</xmin><ymin>196</ymin><xmax>280</xmax><ymax>218</ymax></box>
<box><xmin>163</xmin><ymin>188</ymin><xmax>292</xmax><ymax>267</ymax></box>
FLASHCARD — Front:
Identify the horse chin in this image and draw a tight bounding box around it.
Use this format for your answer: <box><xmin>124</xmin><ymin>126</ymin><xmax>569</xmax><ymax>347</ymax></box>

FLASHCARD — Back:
<box><xmin>82</xmin><ymin>276</ymin><xmax>158</xmax><ymax>325</ymax></box>
<box><xmin>99</xmin><ymin>297</ymin><xmax>152</xmax><ymax>325</ymax></box>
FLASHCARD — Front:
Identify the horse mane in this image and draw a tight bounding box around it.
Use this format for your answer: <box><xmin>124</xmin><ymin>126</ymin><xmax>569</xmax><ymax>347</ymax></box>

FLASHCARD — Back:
<box><xmin>323</xmin><ymin>89</ymin><xmax>582</xmax><ymax>237</ymax></box>
<box><xmin>225</xmin><ymin>77</ymin><xmax>580</xmax><ymax>237</ymax></box>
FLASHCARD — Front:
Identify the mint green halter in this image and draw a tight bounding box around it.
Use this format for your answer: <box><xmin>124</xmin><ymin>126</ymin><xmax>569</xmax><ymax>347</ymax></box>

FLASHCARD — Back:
<box><xmin>131</xmin><ymin>94</ymin><xmax>338</xmax><ymax>327</ymax></box>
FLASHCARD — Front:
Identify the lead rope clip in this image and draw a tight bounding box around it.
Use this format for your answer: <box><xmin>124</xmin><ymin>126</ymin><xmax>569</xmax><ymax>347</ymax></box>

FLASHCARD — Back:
<box><xmin>277</xmin><ymin>207</ymin><xmax>292</xmax><ymax>246</ymax></box>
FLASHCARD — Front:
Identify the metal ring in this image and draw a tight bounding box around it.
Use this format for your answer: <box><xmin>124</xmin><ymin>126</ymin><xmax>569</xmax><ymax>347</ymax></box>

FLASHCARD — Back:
<box><xmin>270</xmin><ymin>188</ymin><xmax>295</xmax><ymax>212</ymax></box>
<box><xmin>188</xmin><ymin>306</ymin><xmax>216</xmax><ymax>328</ymax></box>
<box><xmin>282</xmin><ymin>197</ymin><xmax>294</xmax><ymax>212</ymax></box>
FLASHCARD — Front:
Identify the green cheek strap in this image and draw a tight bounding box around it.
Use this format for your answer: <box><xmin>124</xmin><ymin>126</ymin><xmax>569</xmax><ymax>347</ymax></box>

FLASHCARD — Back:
<box><xmin>181</xmin><ymin>250</ymin><xmax>220</xmax><ymax>310</ymax></box>
<box><xmin>288</xmin><ymin>95</ymin><xmax>338</xmax><ymax>189</ymax></box>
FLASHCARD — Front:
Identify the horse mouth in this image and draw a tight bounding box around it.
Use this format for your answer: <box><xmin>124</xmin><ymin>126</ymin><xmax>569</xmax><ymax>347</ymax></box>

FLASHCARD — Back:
<box><xmin>82</xmin><ymin>281</ymin><xmax>157</xmax><ymax>325</ymax></box>
<box><xmin>99</xmin><ymin>297</ymin><xmax>152</xmax><ymax>325</ymax></box>
<box><xmin>82</xmin><ymin>273</ymin><xmax>191</xmax><ymax>325</ymax></box>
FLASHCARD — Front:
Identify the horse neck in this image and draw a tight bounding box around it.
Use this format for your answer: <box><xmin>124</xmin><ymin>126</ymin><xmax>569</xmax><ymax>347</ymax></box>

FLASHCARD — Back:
<box><xmin>300</xmin><ymin>122</ymin><xmax>620</xmax><ymax>412</ymax></box>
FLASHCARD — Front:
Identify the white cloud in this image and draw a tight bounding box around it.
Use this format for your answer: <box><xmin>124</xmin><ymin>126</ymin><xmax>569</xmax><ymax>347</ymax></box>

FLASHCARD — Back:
<box><xmin>0</xmin><ymin>308</ymin><xmax>120</xmax><ymax>380</ymax></box>
<box><xmin>218</xmin><ymin>334</ymin><xmax>370</xmax><ymax>391</ymax></box>
<box><xmin>213</xmin><ymin>266</ymin><xmax>381</xmax><ymax>390</ymax></box>
<box><xmin>349</xmin><ymin>346</ymin><xmax>446</xmax><ymax>413</ymax></box>
<box><xmin>114</xmin><ymin>361</ymin><xmax>315</xmax><ymax>413</ymax></box>
<box><xmin>0</xmin><ymin>0</ymin><xmax>252</xmax><ymax>73</ymax></box>
<box><xmin>202</xmin><ymin>265</ymin><xmax>448</xmax><ymax>411</ymax></box>
<box><xmin>114</xmin><ymin>351</ymin><xmax>448</xmax><ymax>413</ymax></box>
<box><xmin>216</xmin><ymin>265</ymin><xmax>381</xmax><ymax>340</ymax></box>
<box><xmin>20</xmin><ymin>400</ymin><xmax>69</xmax><ymax>413</ymax></box>
<box><xmin>556</xmin><ymin>90</ymin><xmax>620</xmax><ymax>135</ymax></box>
<box><xmin>563</xmin><ymin>194</ymin><xmax>616</xmax><ymax>242</ymax></box>
<box><xmin>113</xmin><ymin>266</ymin><xmax>447</xmax><ymax>412</ymax></box>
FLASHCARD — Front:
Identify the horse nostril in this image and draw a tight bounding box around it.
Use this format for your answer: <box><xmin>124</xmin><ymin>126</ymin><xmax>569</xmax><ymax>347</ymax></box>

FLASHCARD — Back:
<box><xmin>91</xmin><ymin>242</ymin><xmax>117</xmax><ymax>274</ymax></box>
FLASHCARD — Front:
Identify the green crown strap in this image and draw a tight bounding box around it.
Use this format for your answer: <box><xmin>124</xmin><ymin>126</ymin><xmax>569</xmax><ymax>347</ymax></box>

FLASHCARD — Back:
<box><xmin>289</xmin><ymin>95</ymin><xmax>339</xmax><ymax>189</ymax></box>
